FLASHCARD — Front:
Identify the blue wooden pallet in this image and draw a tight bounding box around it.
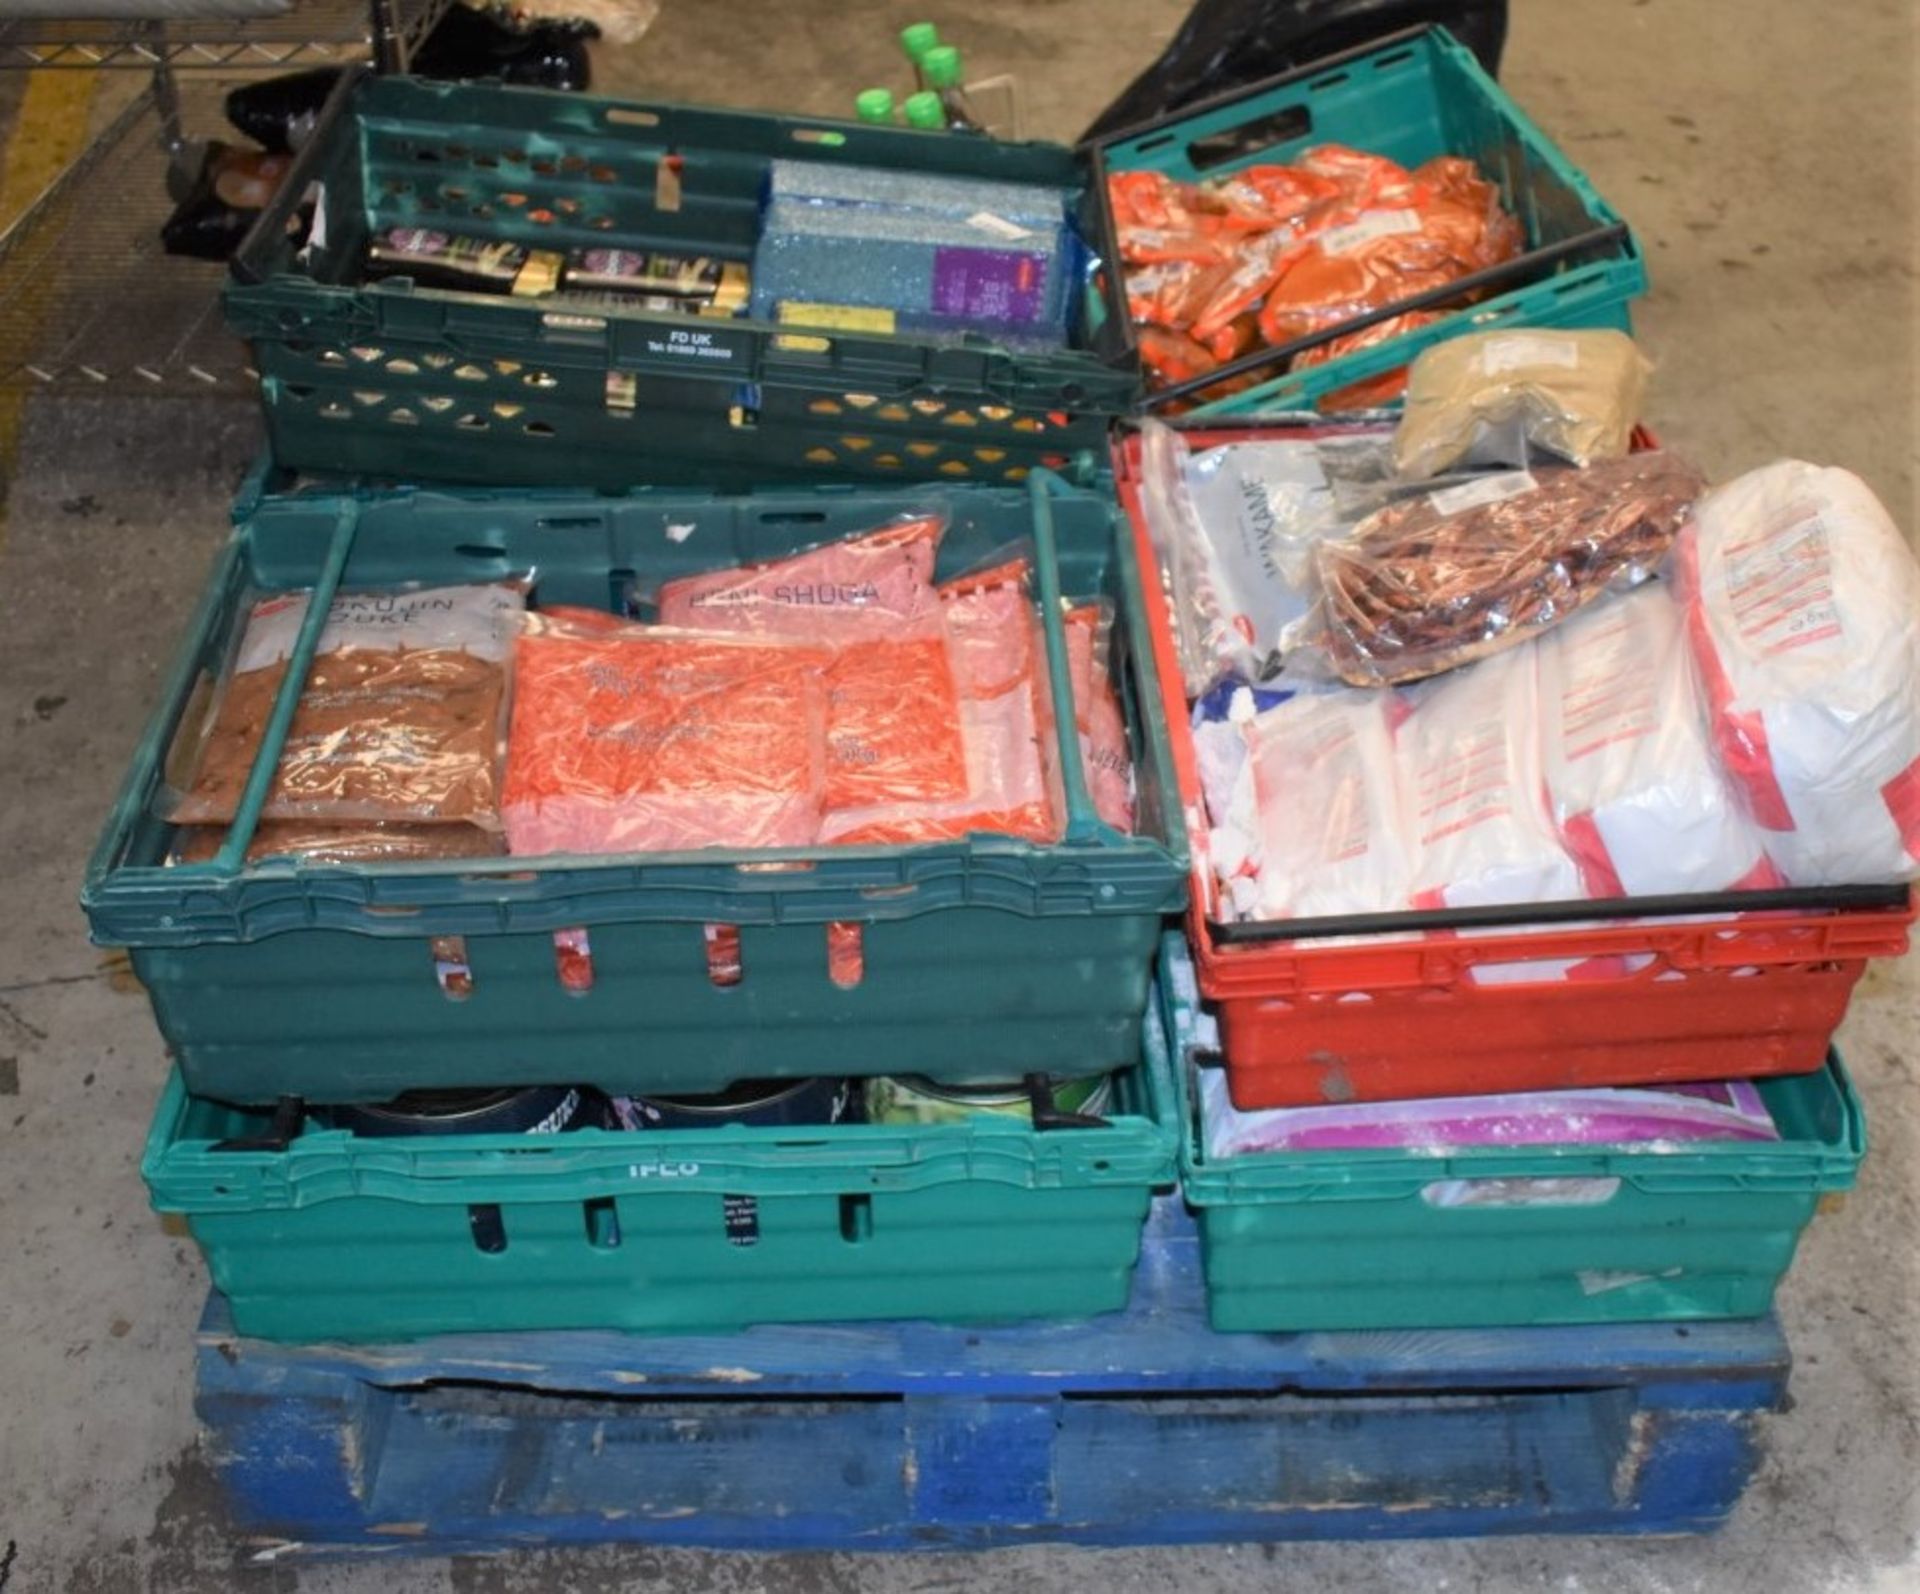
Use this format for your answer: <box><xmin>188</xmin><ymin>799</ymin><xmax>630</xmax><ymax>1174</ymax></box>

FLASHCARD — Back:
<box><xmin>195</xmin><ymin>1202</ymin><xmax>1788</xmax><ymax>1556</ymax></box>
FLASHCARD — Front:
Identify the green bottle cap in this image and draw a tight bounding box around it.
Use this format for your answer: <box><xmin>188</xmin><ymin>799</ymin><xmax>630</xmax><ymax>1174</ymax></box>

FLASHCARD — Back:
<box><xmin>922</xmin><ymin>44</ymin><xmax>963</xmax><ymax>90</ymax></box>
<box><xmin>854</xmin><ymin>88</ymin><xmax>895</xmax><ymax>124</ymax></box>
<box><xmin>902</xmin><ymin>90</ymin><xmax>946</xmax><ymax>130</ymax></box>
<box><xmin>900</xmin><ymin>22</ymin><xmax>940</xmax><ymax>61</ymax></box>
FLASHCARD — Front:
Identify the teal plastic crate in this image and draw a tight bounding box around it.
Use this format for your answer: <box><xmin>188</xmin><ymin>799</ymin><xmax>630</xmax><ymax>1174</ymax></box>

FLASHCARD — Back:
<box><xmin>143</xmin><ymin>1015</ymin><xmax>1178</xmax><ymax>1341</ymax></box>
<box><xmin>228</xmin><ymin>72</ymin><xmax>1137</xmax><ymax>491</ymax></box>
<box><xmin>1160</xmin><ymin>937</ymin><xmax>1864</xmax><ymax>1333</ymax></box>
<box><xmin>82</xmin><ymin>468</ymin><xmax>1186</xmax><ymax>1105</ymax></box>
<box><xmin>1089</xmin><ymin>26</ymin><xmax>1646</xmax><ymax>416</ymax></box>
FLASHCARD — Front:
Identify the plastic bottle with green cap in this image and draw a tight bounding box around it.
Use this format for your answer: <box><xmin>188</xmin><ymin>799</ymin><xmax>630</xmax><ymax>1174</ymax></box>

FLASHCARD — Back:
<box><xmin>900</xmin><ymin>21</ymin><xmax>940</xmax><ymax>85</ymax></box>
<box><xmin>902</xmin><ymin>90</ymin><xmax>946</xmax><ymax>131</ymax></box>
<box><xmin>921</xmin><ymin>43</ymin><xmax>985</xmax><ymax>133</ymax></box>
<box><xmin>854</xmin><ymin>88</ymin><xmax>895</xmax><ymax>125</ymax></box>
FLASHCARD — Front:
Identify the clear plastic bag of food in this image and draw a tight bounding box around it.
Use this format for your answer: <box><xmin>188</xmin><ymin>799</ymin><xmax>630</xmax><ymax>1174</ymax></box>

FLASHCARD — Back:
<box><xmin>1676</xmin><ymin>460</ymin><xmax>1920</xmax><ymax>885</ymax></box>
<box><xmin>1539</xmin><ymin>583</ymin><xmax>1779</xmax><ymax>897</ymax></box>
<box><xmin>1398</xmin><ymin>645</ymin><xmax>1581</xmax><ymax>911</ymax></box>
<box><xmin>1137</xmin><ymin>419</ymin><xmax>1382</xmax><ymax>694</ymax></box>
<box><xmin>1063</xmin><ymin>601</ymin><xmax>1135</xmax><ymax>833</ymax></box>
<box><xmin>1239</xmin><ymin>687</ymin><xmax>1413</xmax><ymax>921</ymax></box>
<box><xmin>821</xmin><ymin>554</ymin><xmax>1063</xmax><ymax>846</ymax></box>
<box><xmin>1392</xmin><ymin>329</ymin><xmax>1652</xmax><ymax>479</ymax></box>
<box><xmin>654</xmin><ymin>515</ymin><xmax>971</xmax><ymax>816</ymax></box>
<box><xmin>1110</xmin><ymin>144</ymin><xmax>1523</xmax><ymax>395</ymax></box>
<box><xmin>501</xmin><ymin>613</ymin><xmax>833</xmax><ymax>857</ymax></box>
<box><xmin>171</xmin><ymin>821</ymin><xmax>505</xmax><ymax>867</ymax></box>
<box><xmin>1293</xmin><ymin>451</ymin><xmax>1708</xmax><ymax>687</ymax></box>
<box><xmin>652</xmin><ymin>514</ymin><xmax>946</xmax><ymax>639</ymax></box>
<box><xmin>170</xmin><ymin>581</ymin><xmax>526</xmax><ymax>829</ymax></box>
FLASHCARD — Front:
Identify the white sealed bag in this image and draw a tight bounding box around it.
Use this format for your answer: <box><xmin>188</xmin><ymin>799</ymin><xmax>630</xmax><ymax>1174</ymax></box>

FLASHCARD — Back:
<box><xmin>1241</xmin><ymin>689</ymin><xmax>1414</xmax><ymax>921</ymax></box>
<box><xmin>1677</xmin><ymin>461</ymin><xmax>1920</xmax><ymax>885</ymax></box>
<box><xmin>1138</xmin><ymin>419</ymin><xmax>1344</xmax><ymax>692</ymax></box>
<box><xmin>1400</xmin><ymin>646</ymin><xmax>1582</xmax><ymax>911</ymax></box>
<box><xmin>1539</xmin><ymin>584</ymin><xmax>1780</xmax><ymax>896</ymax></box>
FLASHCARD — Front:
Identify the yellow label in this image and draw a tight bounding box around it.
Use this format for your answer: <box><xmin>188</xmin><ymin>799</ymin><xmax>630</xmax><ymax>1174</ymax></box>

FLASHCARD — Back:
<box><xmin>512</xmin><ymin>250</ymin><xmax>565</xmax><ymax>297</ymax></box>
<box><xmin>776</xmin><ymin>302</ymin><xmax>896</xmax><ymax>335</ymax></box>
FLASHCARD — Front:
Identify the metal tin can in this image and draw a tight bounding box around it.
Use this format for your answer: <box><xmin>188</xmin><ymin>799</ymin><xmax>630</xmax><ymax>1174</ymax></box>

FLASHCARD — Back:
<box><xmin>319</xmin><ymin>1086</ymin><xmax>599</xmax><ymax>1138</ymax></box>
<box><xmin>623</xmin><ymin>1076</ymin><xmax>855</xmax><ymax>1131</ymax></box>
<box><xmin>864</xmin><ymin>1074</ymin><xmax>1112</xmax><ymax>1128</ymax></box>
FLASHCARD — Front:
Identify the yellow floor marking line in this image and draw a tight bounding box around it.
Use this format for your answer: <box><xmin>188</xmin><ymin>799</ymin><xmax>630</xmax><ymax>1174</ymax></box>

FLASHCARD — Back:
<box><xmin>0</xmin><ymin>69</ymin><xmax>102</xmax><ymax>523</ymax></box>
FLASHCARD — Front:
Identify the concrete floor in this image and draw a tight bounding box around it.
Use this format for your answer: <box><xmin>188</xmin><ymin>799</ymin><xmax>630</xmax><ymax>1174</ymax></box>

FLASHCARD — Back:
<box><xmin>0</xmin><ymin>0</ymin><xmax>1915</xmax><ymax>1589</ymax></box>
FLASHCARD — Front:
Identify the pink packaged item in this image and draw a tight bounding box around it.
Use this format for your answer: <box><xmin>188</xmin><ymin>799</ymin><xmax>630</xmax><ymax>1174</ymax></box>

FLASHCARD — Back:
<box><xmin>655</xmin><ymin>515</ymin><xmax>946</xmax><ymax>639</ymax></box>
<box><xmin>1065</xmin><ymin>603</ymin><xmax>1136</xmax><ymax>833</ymax></box>
<box><xmin>1539</xmin><ymin>583</ymin><xmax>1780</xmax><ymax>897</ymax></box>
<box><xmin>502</xmin><ymin>613</ymin><xmax>832</xmax><ymax>857</ymax></box>
<box><xmin>821</xmin><ymin>557</ymin><xmax>1064</xmax><ymax>846</ymax></box>
<box><xmin>1676</xmin><ymin>461</ymin><xmax>1920</xmax><ymax>885</ymax></box>
<box><xmin>1199</xmin><ymin>1065</ymin><xmax>1779</xmax><ymax>1159</ymax></box>
<box><xmin>655</xmin><ymin>516</ymin><xmax>971</xmax><ymax>818</ymax></box>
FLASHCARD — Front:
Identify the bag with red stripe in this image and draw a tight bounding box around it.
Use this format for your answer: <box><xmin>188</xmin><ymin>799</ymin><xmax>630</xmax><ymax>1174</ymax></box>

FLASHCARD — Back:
<box><xmin>1677</xmin><ymin>461</ymin><xmax>1920</xmax><ymax>886</ymax></box>
<box><xmin>1540</xmin><ymin>583</ymin><xmax>1779</xmax><ymax>897</ymax></box>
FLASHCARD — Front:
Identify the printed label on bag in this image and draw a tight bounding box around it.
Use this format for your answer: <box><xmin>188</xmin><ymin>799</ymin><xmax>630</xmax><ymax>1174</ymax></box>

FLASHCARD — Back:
<box><xmin>237</xmin><ymin>584</ymin><xmax>524</xmax><ymax>672</ymax></box>
<box><xmin>1426</xmin><ymin>469</ymin><xmax>1539</xmax><ymax>517</ymax></box>
<box><xmin>1557</xmin><ymin>601</ymin><xmax>1660</xmax><ymax>760</ymax></box>
<box><xmin>1723</xmin><ymin>508</ymin><xmax>1841</xmax><ymax>656</ymax></box>
<box><xmin>966</xmin><ymin>210</ymin><xmax>1033</xmax><ymax>241</ymax></box>
<box><xmin>1318</xmin><ymin>208</ymin><xmax>1422</xmax><ymax>255</ymax></box>
<box><xmin>1477</xmin><ymin>335</ymin><xmax>1581</xmax><ymax>376</ymax></box>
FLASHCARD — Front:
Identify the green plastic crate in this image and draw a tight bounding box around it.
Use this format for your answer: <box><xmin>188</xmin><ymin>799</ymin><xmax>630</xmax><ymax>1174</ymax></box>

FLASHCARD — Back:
<box><xmin>1160</xmin><ymin>937</ymin><xmax>1864</xmax><ymax>1333</ymax></box>
<box><xmin>83</xmin><ymin>469</ymin><xmax>1187</xmax><ymax>1105</ymax></box>
<box><xmin>228</xmin><ymin>72</ymin><xmax>1137</xmax><ymax>491</ymax></box>
<box><xmin>142</xmin><ymin>1016</ymin><xmax>1178</xmax><ymax>1341</ymax></box>
<box><xmin>1089</xmin><ymin>26</ymin><xmax>1646</xmax><ymax>416</ymax></box>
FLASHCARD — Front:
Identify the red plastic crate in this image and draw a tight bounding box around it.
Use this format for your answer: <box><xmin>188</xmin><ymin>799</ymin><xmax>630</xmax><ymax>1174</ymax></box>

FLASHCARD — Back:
<box><xmin>1115</xmin><ymin>424</ymin><xmax>1914</xmax><ymax>1109</ymax></box>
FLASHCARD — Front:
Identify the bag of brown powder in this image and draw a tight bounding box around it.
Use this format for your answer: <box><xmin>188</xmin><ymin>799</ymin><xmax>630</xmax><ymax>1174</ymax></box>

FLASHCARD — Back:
<box><xmin>170</xmin><ymin>581</ymin><xmax>524</xmax><ymax>829</ymax></box>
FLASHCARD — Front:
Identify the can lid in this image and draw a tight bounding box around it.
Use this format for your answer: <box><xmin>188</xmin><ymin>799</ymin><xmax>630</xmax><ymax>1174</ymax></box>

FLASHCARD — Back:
<box><xmin>922</xmin><ymin>44</ymin><xmax>963</xmax><ymax>89</ymax></box>
<box><xmin>902</xmin><ymin>90</ymin><xmax>945</xmax><ymax>129</ymax></box>
<box><xmin>899</xmin><ymin>21</ymin><xmax>940</xmax><ymax>60</ymax></box>
<box><xmin>854</xmin><ymin>87</ymin><xmax>895</xmax><ymax>123</ymax></box>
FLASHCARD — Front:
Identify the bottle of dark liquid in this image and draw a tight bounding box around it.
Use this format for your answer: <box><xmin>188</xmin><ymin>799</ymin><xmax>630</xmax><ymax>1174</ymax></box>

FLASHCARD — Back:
<box><xmin>922</xmin><ymin>44</ymin><xmax>986</xmax><ymax>134</ymax></box>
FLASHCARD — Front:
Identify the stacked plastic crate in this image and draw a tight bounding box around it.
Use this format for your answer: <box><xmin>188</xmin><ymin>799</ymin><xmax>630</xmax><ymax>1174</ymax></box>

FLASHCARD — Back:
<box><xmin>76</xmin><ymin>24</ymin><xmax>1913</xmax><ymax>1546</ymax></box>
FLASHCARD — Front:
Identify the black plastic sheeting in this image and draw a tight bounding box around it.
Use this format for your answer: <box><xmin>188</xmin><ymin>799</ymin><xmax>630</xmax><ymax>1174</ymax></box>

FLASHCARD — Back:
<box><xmin>1081</xmin><ymin>0</ymin><xmax>1508</xmax><ymax>144</ymax></box>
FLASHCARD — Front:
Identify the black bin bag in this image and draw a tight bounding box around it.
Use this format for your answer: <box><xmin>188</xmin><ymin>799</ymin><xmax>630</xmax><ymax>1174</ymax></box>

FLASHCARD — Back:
<box><xmin>1081</xmin><ymin>0</ymin><xmax>1508</xmax><ymax>143</ymax></box>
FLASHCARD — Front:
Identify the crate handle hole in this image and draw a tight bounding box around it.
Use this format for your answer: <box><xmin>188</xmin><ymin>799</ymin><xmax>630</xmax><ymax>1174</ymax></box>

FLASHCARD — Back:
<box><xmin>655</xmin><ymin>152</ymin><xmax>683</xmax><ymax>212</ymax></box>
<box><xmin>554</xmin><ymin>928</ymin><xmax>594</xmax><ymax>994</ymax></box>
<box><xmin>838</xmin><ymin>1193</ymin><xmax>873</xmax><ymax>1244</ymax></box>
<box><xmin>1186</xmin><ymin>104</ymin><xmax>1312</xmax><ymax>171</ymax></box>
<box><xmin>430</xmin><ymin>935</ymin><xmax>473</xmax><ymax>999</ymax></box>
<box><xmin>826</xmin><ymin>922</ymin><xmax>864</xmax><ymax>989</ymax></box>
<box><xmin>606</xmin><ymin>106</ymin><xmax>661</xmax><ymax>127</ymax></box>
<box><xmin>704</xmin><ymin>924</ymin><xmax>743</xmax><ymax>987</ymax></box>
<box><xmin>525</xmin><ymin>421</ymin><xmax>557</xmax><ymax>438</ymax></box>
<box><xmin>468</xmin><ymin>1204</ymin><xmax>508</xmax><ymax>1253</ymax></box>
<box><xmin>790</xmin><ymin>127</ymin><xmax>848</xmax><ymax>147</ymax></box>
<box><xmin>755</xmin><ymin>509</ymin><xmax>828</xmax><ymax>525</ymax></box>
<box><xmin>1420</xmin><ymin>1177</ymin><xmax>1622</xmax><ymax>1210</ymax></box>
<box><xmin>583</xmin><ymin>1196</ymin><xmax>622</xmax><ymax>1250</ymax></box>
<box><xmin>454</xmin><ymin>542</ymin><xmax>506</xmax><ymax>560</ymax></box>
